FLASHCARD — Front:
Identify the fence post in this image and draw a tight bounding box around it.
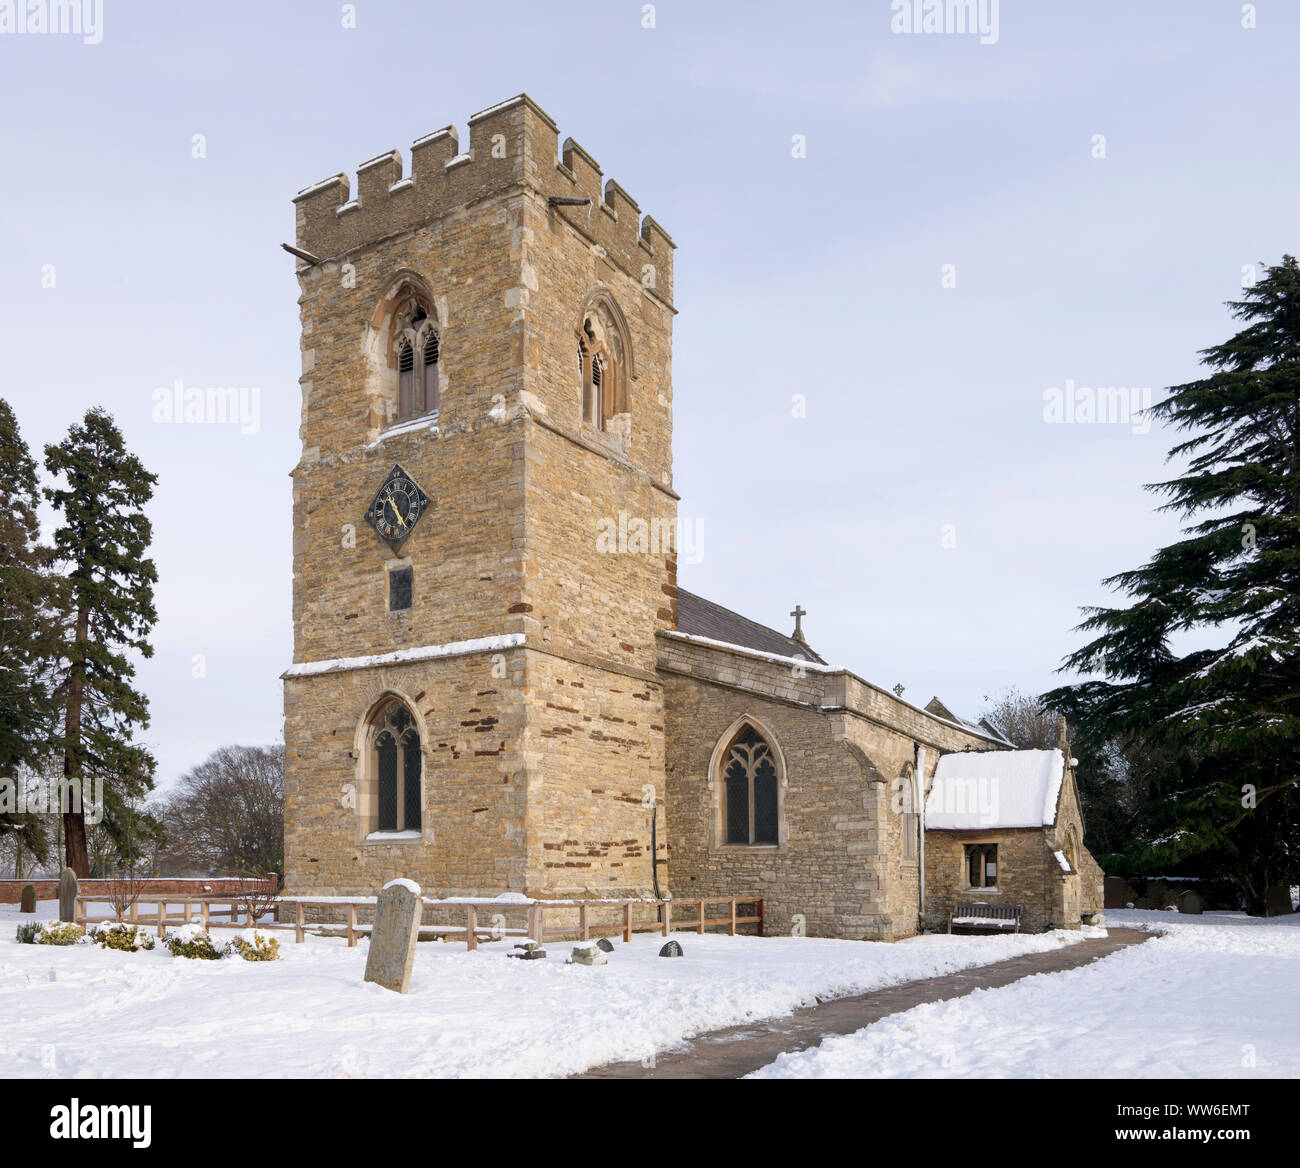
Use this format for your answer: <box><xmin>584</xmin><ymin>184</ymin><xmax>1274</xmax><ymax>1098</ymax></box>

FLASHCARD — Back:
<box><xmin>200</xmin><ymin>900</ymin><xmax>209</xmax><ymax>931</ymax></box>
<box><xmin>466</xmin><ymin>904</ymin><xmax>478</xmax><ymax>951</ymax></box>
<box><xmin>729</xmin><ymin>899</ymin><xmax>737</xmax><ymax>936</ymax></box>
<box><xmin>347</xmin><ymin>903</ymin><xmax>357</xmax><ymax>948</ymax></box>
<box><xmin>662</xmin><ymin>899</ymin><xmax>671</xmax><ymax>938</ymax></box>
<box><xmin>623</xmin><ymin>903</ymin><xmax>632</xmax><ymax>943</ymax></box>
<box><xmin>696</xmin><ymin>899</ymin><xmax>705</xmax><ymax>935</ymax></box>
<box><xmin>579</xmin><ymin>903</ymin><xmax>589</xmax><ymax>942</ymax></box>
<box><xmin>757</xmin><ymin>899</ymin><xmax>764</xmax><ymax>937</ymax></box>
<box><xmin>157</xmin><ymin>902</ymin><xmax>167</xmax><ymax>939</ymax></box>
<box><xmin>295</xmin><ymin>901</ymin><xmax>305</xmax><ymax>944</ymax></box>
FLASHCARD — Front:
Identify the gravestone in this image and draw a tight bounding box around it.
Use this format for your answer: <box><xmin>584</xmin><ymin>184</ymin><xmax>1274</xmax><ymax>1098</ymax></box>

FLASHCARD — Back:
<box><xmin>1177</xmin><ymin>889</ymin><xmax>1204</xmax><ymax>915</ymax></box>
<box><xmin>1132</xmin><ymin>896</ymin><xmax>1154</xmax><ymax>910</ymax></box>
<box><xmin>19</xmin><ymin>884</ymin><xmax>36</xmax><ymax>914</ymax></box>
<box><xmin>1103</xmin><ymin>876</ymin><xmax>1134</xmax><ymax>910</ymax></box>
<box><xmin>595</xmin><ymin>938</ymin><xmax>615</xmax><ymax>953</ymax></box>
<box><xmin>363</xmin><ymin>879</ymin><xmax>423</xmax><ymax>993</ymax></box>
<box><xmin>1265</xmin><ymin>885</ymin><xmax>1294</xmax><ymax>917</ymax></box>
<box><xmin>659</xmin><ymin>940</ymin><xmax>683</xmax><ymax>957</ymax></box>
<box><xmin>58</xmin><ymin>868</ymin><xmax>79</xmax><ymax>923</ymax></box>
<box><xmin>568</xmin><ymin>942</ymin><xmax>607</xmax><ymax>966</ymax></box>
<box><xmin>509</xmin><ymin>940</ymin><xmax>547</xmax><ymax>960</ymax></box>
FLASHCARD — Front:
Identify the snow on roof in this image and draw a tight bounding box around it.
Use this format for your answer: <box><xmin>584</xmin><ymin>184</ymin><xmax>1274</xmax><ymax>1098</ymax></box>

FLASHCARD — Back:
<box><xmin>927</xmin><ymin>748</ymin><xmax>1066</xmax><ymax>829</ymax></box>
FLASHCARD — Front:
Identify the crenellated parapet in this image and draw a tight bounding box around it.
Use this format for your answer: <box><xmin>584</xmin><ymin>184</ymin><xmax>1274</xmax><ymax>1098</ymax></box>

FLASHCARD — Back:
<box><xmin>292</xmin><ymin>93</ymin><xmax>675</xmax><ymax>304</ymax></box>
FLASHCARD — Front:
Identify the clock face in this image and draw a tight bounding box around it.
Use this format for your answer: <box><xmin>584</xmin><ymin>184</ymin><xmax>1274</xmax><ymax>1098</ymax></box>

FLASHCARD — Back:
<box><xmin>365</xmin><ymin>465</ymin><xmax>431</xmax><ymax>550</ymax></box>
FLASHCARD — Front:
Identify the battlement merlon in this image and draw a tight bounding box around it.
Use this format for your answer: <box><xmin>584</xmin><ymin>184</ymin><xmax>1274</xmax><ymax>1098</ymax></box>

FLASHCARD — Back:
<box><xmin>291</xmin><ymin>93</ymin><xmax>675</xmax><ymax>305</ymax></box>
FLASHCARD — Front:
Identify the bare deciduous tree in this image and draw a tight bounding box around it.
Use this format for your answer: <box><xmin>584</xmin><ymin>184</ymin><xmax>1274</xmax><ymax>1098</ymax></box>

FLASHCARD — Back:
<box><xmin>978</xmin><ymin>687</ymin><xmax>1062</xmax><ymax>749</ymax></box>
<box><xmin>157</xmin><ymin>745</ymin><xmax>283</xmax><ymax>878</ymax></box>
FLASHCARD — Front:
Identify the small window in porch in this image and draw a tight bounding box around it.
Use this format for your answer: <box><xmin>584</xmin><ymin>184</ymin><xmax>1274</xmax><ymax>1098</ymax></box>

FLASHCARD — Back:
<box><xmin>965</xmin><ymin>843</ymin><xmax>997</xmax><ymax>888</ymax></box>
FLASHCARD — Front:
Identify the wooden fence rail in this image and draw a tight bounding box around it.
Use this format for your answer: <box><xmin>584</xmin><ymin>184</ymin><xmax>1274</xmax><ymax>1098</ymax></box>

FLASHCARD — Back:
<box><xmin>74</xmin><ymin>895</ymin><xmax>764</xmax><ymax>949</ymax></box>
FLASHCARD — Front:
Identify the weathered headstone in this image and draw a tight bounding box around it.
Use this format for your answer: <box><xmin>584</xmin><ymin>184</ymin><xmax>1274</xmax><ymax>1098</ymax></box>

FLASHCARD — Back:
<box><xmin>363</xmin><ymin>879</ymin><xmax>423</xmax><ymax>993</ymax></box>
<box><xmin>595</xmin><ymin>937</ymin><xmax>615</xmax><ymax>953</ymax></box>
<box><xmin>659</xmin><ymin>940</ymin><xmax>683</xmax><ymax>957</ymax></box>
<box><xmin>19</xmin><ymin>884</ymin><xmax>36</xmax><ymax>914</ymax></box>
<box><xmin>1177</xmin><ymin>889</ymin><xmax>1204</xmax><ymax>915</ymax></box>
<box><xmin>1103</xmin><ymin>876</ymin><xmax>1134</xmax><ymax>910</ymax></box>
<box><xmin>568</xmin><ymin>942</ymin><xmax>607</xmax><ymax>966</ymax></box>
<box><xmin>58</xmin><ymin>868</ymin><xmax>79</xmax><ymax>923</ymax></box>
<box><xmin>1133</xmin><ymin>896</ymin><xmax>1154</xmax><ymax>910</ymax></box>
<box><xmin>1265</xmin><ymin>885</ymin><xmax>1294</xmax><ymax>917</ymax></box>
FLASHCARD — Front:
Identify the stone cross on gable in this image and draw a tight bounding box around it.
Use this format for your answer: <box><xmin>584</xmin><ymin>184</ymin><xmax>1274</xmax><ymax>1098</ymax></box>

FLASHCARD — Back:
<box><xmin>790</xmin><ymin>604</ymin><xmax>807</xmax><ymax>643</ymax></box>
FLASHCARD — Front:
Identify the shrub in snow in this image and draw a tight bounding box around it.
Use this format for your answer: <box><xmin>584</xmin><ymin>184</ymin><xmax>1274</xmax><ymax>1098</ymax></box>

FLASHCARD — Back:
<box><xmin>15</xmin><ymin>921</ymin><xmax>41</xmax><ymax>944</ymax></box>
<box><xmin>34</xmin><ymin>921</ymin><xmax>84</xmax><ymax>946</ymax></box>
<box><xmin>90</xmin><ymin>923</ymin><xmax>156</xmax><ymax>952</ymax></box>
<box><xmin>165</xmin><ymin>925</ymin><xmax>229</xmax><ymax>960</ymax></box>
<box><xmin>230</xmin><ymin>931</ymin><xmax>281</xmax><ymax>962</ymax></box>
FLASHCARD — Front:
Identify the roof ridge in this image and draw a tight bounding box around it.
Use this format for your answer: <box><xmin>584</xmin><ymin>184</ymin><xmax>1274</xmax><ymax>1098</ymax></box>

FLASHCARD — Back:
<box><xmin>675</xmin><ymin>587</ymin><xmax>827</xmax><ymax>664</ymax></box>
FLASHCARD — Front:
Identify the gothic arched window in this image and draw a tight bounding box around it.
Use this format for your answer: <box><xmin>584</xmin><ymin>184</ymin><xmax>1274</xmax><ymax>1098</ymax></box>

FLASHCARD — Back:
<box><xmin>370</xmin><ymin>700</ymin><xmax>422</xmax><ymax>834</ymax></box>
<box><xmin>721</xmin><ymin>725</ymin><xmax>780</xmax><ymax>845</ymax></box>
<box><xmin>390</xmin><ymin>296</ymin><xmax>441</xmax><ymax>423</ymax></box>
<box><xmin>576</xmin><ymin>296</ymin><xmax>629</xmax><ymax>432</ymax></box>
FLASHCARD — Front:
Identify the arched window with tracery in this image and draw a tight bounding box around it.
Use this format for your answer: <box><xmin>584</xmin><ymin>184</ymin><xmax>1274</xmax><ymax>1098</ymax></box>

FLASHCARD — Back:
<box><xmin>576</xmin><ymin>296</ymin><xmax>629</xmax><ymax>432</ymax></box>
<box><xmin>369</xmin><ymin>699</ymin><xmax>422</xmax><ymax>834</ymax></box>
<box><xmin>720</xmin><ymin>724</ymin><xmax>780</xmax><ymax>846</ymax></box>
<box><xmin>390</xmin><ymin>296</ymin><xmax>441</xmax><ymax>423</ymax></box>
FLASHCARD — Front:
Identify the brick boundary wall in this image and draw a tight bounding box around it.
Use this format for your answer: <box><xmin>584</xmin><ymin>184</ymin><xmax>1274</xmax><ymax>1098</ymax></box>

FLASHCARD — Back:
<box><xmin>0</xmin><ymin>877</ymin><xmax>277</xmax><ymax>904</ymax></box>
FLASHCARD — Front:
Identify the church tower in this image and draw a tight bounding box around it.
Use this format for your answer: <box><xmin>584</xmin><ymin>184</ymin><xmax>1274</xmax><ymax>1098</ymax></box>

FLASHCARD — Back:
<box><xmin>282</xmin><ymin>96</ymin><xmax>677</xmax><ymax>900</ymax></box>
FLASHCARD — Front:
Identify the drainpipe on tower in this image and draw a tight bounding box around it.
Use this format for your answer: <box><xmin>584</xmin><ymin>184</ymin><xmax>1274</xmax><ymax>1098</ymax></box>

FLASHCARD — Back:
<box><xmin>915</xmin><ymin>744</ymin><xmax>928</xmax><ymax>933</ymax></box>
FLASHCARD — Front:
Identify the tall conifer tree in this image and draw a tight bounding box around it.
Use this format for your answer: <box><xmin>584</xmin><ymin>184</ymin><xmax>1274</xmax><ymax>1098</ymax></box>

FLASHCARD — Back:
<box><xmin>0</xmin><ymin>398</ymin><xmax>56</xmax><ymax>857</ymax></box>
<box><xmin>44</xmin><ymin>408</ymin><xmax>159</xmax><ymax>875</ymax></box>
<box><xmin>1046</xmin><ymin>257</ymin><xmax>1300</xmax><ymax>910</ymax></box>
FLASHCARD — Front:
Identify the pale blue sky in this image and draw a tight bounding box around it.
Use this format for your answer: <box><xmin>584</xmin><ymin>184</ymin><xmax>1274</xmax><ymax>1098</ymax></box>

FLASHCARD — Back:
<box><xmin>2</xmin><ymin>0</ymin><xmax>1296</xmax><ymax>788</ymax></box>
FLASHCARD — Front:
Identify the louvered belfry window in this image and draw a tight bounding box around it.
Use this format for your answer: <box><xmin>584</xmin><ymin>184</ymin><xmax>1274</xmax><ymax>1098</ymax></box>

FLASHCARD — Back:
<box><xmin>422</xmin><ymin>332</ymin><xmax>440</xmax><ymax>413</ymax></box>
<box><xmin>397</xmin><ymin>342</ymin><xmax>416</xmax><ymax>419</ymax></box>
<box><xmin>372</xmin><ymin>702</ymin><xmax>421</xmax><ymax>834</ymax></box>
<box><xmin>723</xmin><ymin>727</ymin><xmax>780</xmax><ymax>846</ymax></box>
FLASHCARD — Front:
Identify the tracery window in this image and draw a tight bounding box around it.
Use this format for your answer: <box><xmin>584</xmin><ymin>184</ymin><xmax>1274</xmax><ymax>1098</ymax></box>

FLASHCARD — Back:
<box><xmin>722</xmin><ymin>726</ymin><xmax>780</xmax><ymax>846</ymax></box>
<box><xmin>370</xmin><ymin>700</ymin><xmax>422</xmax><ymax>834</ymax></box>
<box><xmin>392</xmin><ymin>298</ymin><xmax>440</xmax><ymax>422</ymax></box>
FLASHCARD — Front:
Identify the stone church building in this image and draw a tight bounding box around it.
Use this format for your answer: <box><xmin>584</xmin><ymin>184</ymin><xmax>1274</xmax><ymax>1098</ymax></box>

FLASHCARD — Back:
<box><xmin>281</xmin><ymin>95</ymin><xmax>1103</xmax><ymax>941</ymax></box>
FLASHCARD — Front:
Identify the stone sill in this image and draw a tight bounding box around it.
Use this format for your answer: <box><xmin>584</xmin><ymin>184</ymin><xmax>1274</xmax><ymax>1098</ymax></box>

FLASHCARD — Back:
<box><xmin>362</xmin><ymin>831</ymin><xmax>424</xmax><ymax>844</ymax></box>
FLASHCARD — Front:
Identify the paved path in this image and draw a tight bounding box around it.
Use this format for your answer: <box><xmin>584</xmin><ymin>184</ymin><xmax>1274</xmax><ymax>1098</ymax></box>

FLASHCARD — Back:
<box><xmin>577</xmin><ymin>927</ymin><xmax>1150</xmax><ymax>1079</ymax></box>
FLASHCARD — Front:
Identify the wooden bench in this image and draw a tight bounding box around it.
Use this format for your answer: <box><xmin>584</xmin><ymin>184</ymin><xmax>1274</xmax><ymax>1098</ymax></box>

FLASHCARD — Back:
<box><xmin>948</xmin><ymin>903</ymin><xmax>1023</xmax><ymax>933</ymax></box>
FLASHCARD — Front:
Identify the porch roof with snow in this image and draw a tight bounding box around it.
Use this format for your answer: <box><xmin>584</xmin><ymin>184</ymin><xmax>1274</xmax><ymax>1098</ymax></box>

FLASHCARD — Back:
<box><xmin>926</xmin><ymin>748</ymin><xmax>1066</xmax><ymax>829</ymax></box>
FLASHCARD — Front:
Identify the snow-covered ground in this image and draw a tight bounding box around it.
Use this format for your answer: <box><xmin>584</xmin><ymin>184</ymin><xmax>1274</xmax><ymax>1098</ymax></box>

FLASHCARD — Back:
<box><xmin>1</xmin><ymin>899</ymin><xmax>1090</xmax><ymax>1078</ymax></box>
<box><xmin>750</xmin><ymin>909</ymin><xmax>1300</xmax><ymax>1079</ymax></box>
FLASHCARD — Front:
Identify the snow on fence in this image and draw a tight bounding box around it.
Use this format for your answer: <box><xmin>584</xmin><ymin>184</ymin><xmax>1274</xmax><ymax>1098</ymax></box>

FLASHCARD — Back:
<box><xmin>74</xmin><ymin>894</ymin><xmax>764</xmax><ymax>948</ymax></box>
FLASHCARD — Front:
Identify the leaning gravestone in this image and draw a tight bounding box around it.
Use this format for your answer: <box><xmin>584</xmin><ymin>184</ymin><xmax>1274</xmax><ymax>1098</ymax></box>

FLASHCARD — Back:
<box><xmin>1265</xmin><ymin>885</ymin><xmax>1294</xmax><ymax>917</ymax></box>
<box><xmin>363</xmin><ymin>879</ymin><xmax>423</xmax><ymax>994</ymax></box>
<box><xmin>58</xmin><ymin>868</ymin><xmax>79</xmax><ymax>923</ymax></box>
<box><xmin>19</xmin><ymin>884</ymin><xmax>36</xmax><ymax>914</ymax></box>
<box><xmin>1178</xmin><ymin>889</ymin><xmax>1204</xmax><ymax>915</ymax></box>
